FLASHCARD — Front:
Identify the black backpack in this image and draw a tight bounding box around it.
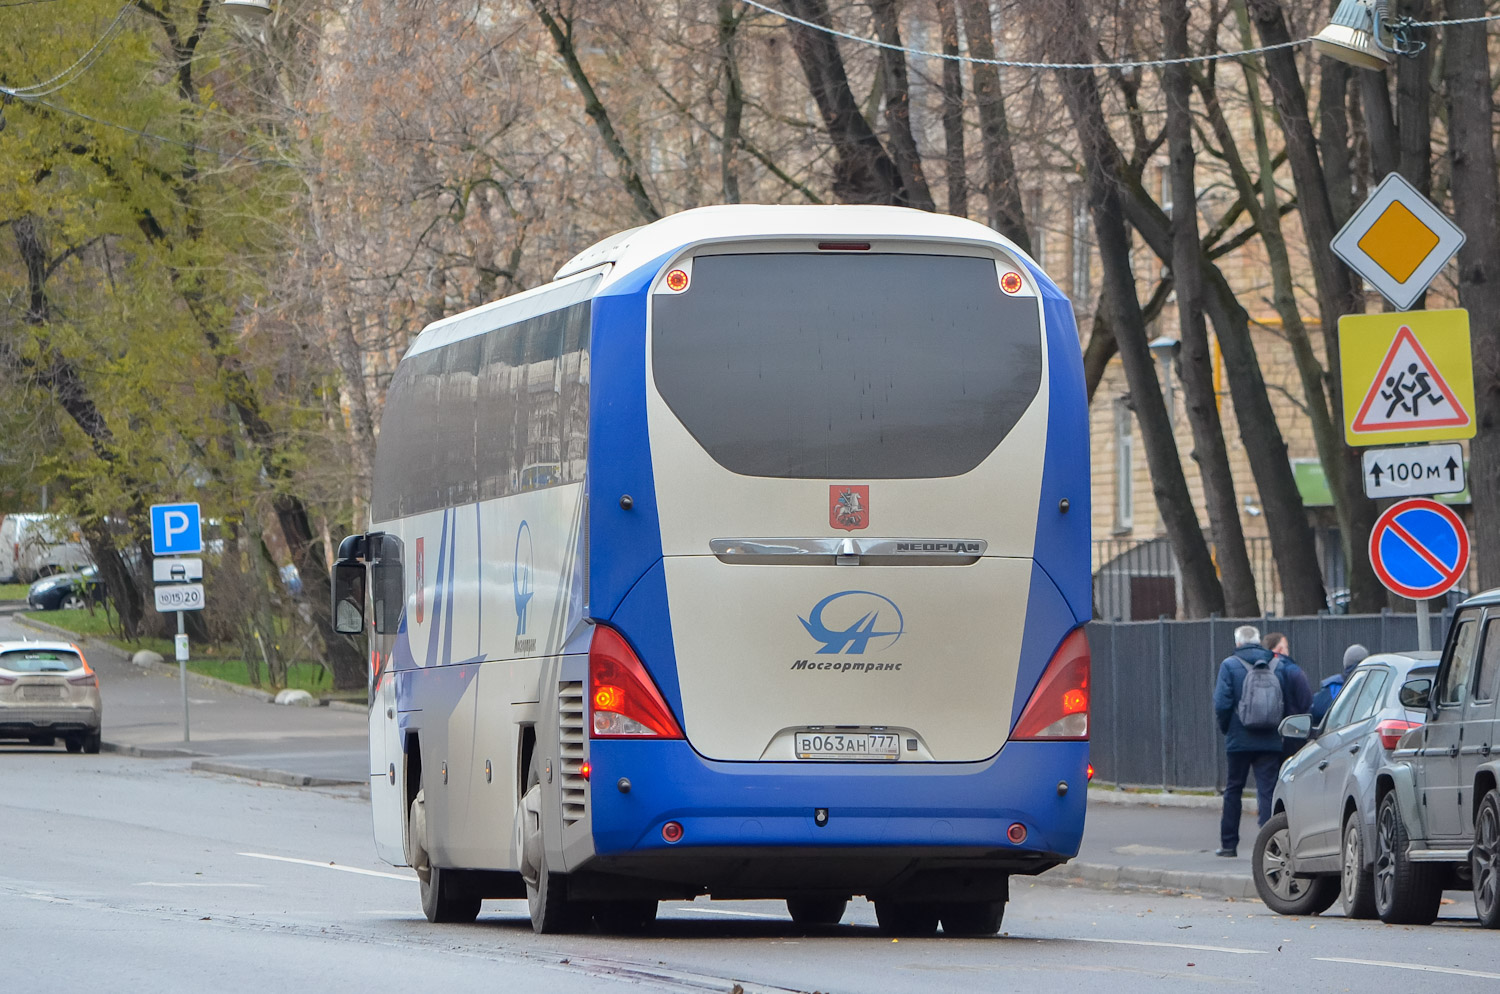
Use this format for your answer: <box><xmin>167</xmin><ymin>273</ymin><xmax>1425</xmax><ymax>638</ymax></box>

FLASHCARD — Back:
<box><xmin>1236</xmin><ymin>658</ymin><xmax>1285</xmax><ymax>732</ymax></box>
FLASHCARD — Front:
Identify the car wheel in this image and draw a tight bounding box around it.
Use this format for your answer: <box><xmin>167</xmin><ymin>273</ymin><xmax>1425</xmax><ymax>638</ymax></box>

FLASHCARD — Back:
<box><xmin>1340</xmin><ymin>811</ymin><xmax>1378</xmax><ymax>919</ymax></box>
<box><xmin>60</xmin><ymin>593</ymin><xmax>86</xmax><ymax>611</ymax></box>
<box><xmin>874</xmin><ymin>900</ymin><xmax>938</xmax><ymax>936</ymax></box>
<box><xmin>82</xmin><ymin>731</ymin><xmax>100</xmax><ymax>755</ymax></box>
<box><xmin>938</xmin><ymin>900</ymin><xmax>1006</xmax><ymax>936</ymax></box>
<box><xmin>785</xmin><ymin>897</ymin><xmax>848</xmax><ymax>926</ymax></box>
<box><xmin>64</xmin><ymin>737</ymin><xmax>83</xmax><ymax>754</ymax></box>
<box><xmin>409</xmin><ymin>788</ymin><xmax>480</xmax><ymax>924</ymax></box>
<box><xmin>1473</xmin><ymin>788</ymin><xmax>1500</xmax><ymax>929</ymax></box>
<box><xmin>1252</xmin><ymin>812</ymin><xmax>1338</xmax><ymax>916</ymax></box>
<box><xmin>1373</xmin><ymin>792</ymin><xmax>1442</xmax><ymax>925</ymax></box>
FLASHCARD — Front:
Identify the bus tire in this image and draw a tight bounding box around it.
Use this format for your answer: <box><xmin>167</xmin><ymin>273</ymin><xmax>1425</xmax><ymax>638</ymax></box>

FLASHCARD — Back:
<box><xmin>939</xmin><ymin>900</ymin><xmax>1005</xmax><ymax>936</ymax></box>
<box><xmin>527</xmin><ymin>861</ymin><xmax>591</xmax><ymax>934</ymax></box>
<box><xmin>593</xmin><ymin>900</ymin><xmax>658</xmax><ymax>934</ymax></box>
<box><xmin>409</xmin><ymin>789</ymin><xmax>480</xmax><ymax>924</ymax></box>
<box><xmin>874</xmin><ymin>900</ymin><xmax>938</xmax><ymax>936</ymax></box>
<box><xmin>786</xmin><ymin>897</ymin><xmax>848</xmax><ymax>926</ymax></box>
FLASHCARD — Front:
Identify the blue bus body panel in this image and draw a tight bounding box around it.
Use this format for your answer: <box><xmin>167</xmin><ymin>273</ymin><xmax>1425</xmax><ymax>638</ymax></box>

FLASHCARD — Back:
<box><xmin>604</xmin><ymin>558</ymin><xmax>685</xmax><ymax>719</ymax></box>
<box><xmin>1023</xmin><ymin>259</ymin><xmax>1091</xmax><ymax>625</ymax></box>
<box><xmin>588</xmin><ymin>738</ymin><xmax>1088</xmax><ymax>858</ymax></box>
<box><xmin>586</xmin><ymin>252</ymin><xmax>674</xmax><ymax>621</ymax></box>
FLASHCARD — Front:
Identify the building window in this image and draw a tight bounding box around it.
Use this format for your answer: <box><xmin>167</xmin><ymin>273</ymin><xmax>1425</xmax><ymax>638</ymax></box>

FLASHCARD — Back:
<box><xmin>1114</xmin><ymin>397</ymin><xmax>1134</xmax><ymax>532</ymax></box>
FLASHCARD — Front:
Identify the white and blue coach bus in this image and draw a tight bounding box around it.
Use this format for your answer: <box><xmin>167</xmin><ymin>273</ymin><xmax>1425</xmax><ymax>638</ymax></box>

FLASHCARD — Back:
<box><xmin>331</xmin><ymin>205</ymin><xmax>1092</xmax><ymax>936</ymax></box>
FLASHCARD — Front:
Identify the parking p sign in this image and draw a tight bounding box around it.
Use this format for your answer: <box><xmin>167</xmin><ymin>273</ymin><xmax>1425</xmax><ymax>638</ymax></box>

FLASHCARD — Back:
<box><xmin>150</xmin><ymin>502</ymin><xmax>202</xmax><ymax>556</ymax></box>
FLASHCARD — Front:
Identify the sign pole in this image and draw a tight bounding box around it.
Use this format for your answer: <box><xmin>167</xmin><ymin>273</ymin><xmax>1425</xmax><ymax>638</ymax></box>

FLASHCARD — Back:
<box><xmin>178</xmin><ymin>609</ymin><xmax>190</xmax><ymax>742</ymax></box>
<box><xmin>1416</xmin><ymin>597</ymin><xmax>1432</xmax><ymax>652</ymax></box>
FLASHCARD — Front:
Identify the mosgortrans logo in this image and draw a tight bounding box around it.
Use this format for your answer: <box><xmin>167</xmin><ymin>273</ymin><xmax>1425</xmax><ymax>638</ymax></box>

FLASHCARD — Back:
<box><xmin>798</xmin><ymin>590</ymin><xmax>904</xmax><ymax>655</ymax></box>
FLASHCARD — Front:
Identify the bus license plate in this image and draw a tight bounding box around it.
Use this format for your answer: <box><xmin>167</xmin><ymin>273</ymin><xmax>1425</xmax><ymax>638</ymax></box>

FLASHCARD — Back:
<box><xmin>796</xmin><ymin>731</ymin><xmax>900</xmax><ymax>761</ymax></box>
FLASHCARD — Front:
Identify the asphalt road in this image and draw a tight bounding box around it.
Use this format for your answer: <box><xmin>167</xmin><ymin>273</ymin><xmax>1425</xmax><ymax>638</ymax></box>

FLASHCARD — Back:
<box><xmin>6</xmin><ymin>752</ymin><xmax>1499</xmax><ymax>993</ymax></box>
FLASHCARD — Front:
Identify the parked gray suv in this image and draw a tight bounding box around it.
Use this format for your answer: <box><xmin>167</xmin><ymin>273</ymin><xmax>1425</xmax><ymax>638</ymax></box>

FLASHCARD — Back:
<box><xmin>1252</xmin><ymin>652</ymin><xmax>1437</xmax><ymax>918</ymax></box>
<box><xmin>1375</xmin><ymin>588</ymin><xmax>1500</xmax><ymax>927</ymax></box>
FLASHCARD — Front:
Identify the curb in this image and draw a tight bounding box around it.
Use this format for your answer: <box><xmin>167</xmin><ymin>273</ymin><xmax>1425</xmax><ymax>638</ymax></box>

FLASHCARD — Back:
<box><xmin>102</xmin><ymin>740</ymin><xmax>204</xmax><ymax>759</ymax></box>
<box><xmin>1040</xmin><ymin>860</ymin><xmax>1258</xmax><ymax>901</ymax></box>
<box><xmin>1089</xmin><ymin>787</ymin><xmax>1257</xmax><ymax>814</ymax></box>
<box><xmin>190</xmin><ymin>759</ymin><xmax>364</xmax><ymax>789</ymax></box>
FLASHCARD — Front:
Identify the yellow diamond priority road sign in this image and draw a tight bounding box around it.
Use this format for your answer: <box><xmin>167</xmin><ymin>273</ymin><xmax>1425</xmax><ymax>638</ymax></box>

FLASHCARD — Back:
<box><xmin>1340</xmin><ymin>308</ymin><xmax>1474</xmax><ymax>446</ymax></box>
<box><xmin>1331</xmin><ymin>172</ymin><xmax>1465</xmax><ymax>311</ymax></box>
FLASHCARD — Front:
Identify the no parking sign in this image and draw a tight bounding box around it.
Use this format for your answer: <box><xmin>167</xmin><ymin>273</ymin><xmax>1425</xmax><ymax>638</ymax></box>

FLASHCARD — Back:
<box><xmin>1368</xmin><ymin>498</ymin><xmax>1470</xmax><ymax>600</ymax></box>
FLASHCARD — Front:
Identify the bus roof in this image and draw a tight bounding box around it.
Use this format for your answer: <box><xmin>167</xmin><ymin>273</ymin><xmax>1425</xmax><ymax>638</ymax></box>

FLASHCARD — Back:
<box><xmin>408</xmin><ymin>205</ymin><xmax>1032</xmax><ymax>359</ymax></box>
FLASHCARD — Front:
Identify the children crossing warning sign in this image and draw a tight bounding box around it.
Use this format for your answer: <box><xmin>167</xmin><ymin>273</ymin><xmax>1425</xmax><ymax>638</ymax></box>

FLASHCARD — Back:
<box><xmin>1340</xmin><ymin>308</ymin><xmax>1475</xmax><ymax>446</ymax></box>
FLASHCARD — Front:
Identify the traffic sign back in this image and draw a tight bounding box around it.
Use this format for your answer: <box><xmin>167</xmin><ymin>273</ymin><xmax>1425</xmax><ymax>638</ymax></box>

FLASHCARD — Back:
<box><xmin>1339</xmin><ymin>309</ymin><xmax>1474</xmax><ymax>446</ymax></box>
<box><xmin>1369</xmin><ymin>498</ymin><xmax>1470</xmax><ymax>601</ymax></box>
<box><xmin>150</xmin><ymin>502</ymin><xmax>203</xmax><ymax>556</ymax></box>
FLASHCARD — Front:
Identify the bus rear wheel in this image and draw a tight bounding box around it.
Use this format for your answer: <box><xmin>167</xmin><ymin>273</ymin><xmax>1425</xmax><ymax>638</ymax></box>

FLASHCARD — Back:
<box><xmin>786</xmin><ymin>897</ymin><xmax>848</xmax><ymax>926</ymax></box>
<box><xmin>409</xmin><ymin>789</ymin><xmax>481</xmax><ymax>924</ymax></box>
<box><xmin>939</xmin><ymin>901</ymin><xmax>1005</xmax><ymax>936</ymax></box>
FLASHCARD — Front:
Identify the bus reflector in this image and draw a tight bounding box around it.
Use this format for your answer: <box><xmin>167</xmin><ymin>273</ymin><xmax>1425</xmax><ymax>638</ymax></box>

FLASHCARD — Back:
<box><xmin>589</xmin><ymin>624</ymin><xmax>684</xmax><ymax>739</ymax></box>
<box><xmin>665</xmin><ymin>268</ymin><xmax>689</xmax><ymax>291</ymax></box>
<box><xmin>1010</xmin><ymin>628</ymin><xmax>1090</xmax><ymax>741</ymax></box>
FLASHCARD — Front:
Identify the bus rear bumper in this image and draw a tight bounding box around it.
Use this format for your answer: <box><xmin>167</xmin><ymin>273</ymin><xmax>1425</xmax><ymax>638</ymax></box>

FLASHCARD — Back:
<box><xmin>575</xmin><ymin>738</ymin><xmax>1087</xmax><ymax>898</ymax></box>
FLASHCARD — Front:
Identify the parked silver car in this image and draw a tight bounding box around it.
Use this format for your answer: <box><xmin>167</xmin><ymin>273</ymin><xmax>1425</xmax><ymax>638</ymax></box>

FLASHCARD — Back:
<box><xmin>1252</xmin><ymin>652</ymin><xmax>1437</xmax><ymax>918</ymax></box>
<box><xmin>0</xmin><ymin>641</ymin><xmax>102</xmax><ymax>753</ymax></box>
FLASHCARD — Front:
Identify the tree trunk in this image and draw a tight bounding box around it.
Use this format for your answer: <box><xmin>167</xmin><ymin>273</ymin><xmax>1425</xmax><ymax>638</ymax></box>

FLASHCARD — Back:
<box><xmin>1159</xmin><ymin>0</ymin><xmax>1260</xmax><ymax>616</ymax></box>
<box><xmin>934</xmin><ymin>0</ymin><xmax>968</xmax><ymax>217</ymax></box>
<box><xmin>782</xmin><ymin>0</ymin><xmax>906</xmax><ymax>205</ymax></box>
<box><xmin>717</xmin><ymin>0</ymin><xmax>745</xmax><ymax>204</ymax></box>
<box><xmin>1443</xmin><ymin>0</ymin><xmax>1500</xmax><ymax>589</ymax></box>
<box><xmin>1054</xmin><ymin>11</ymin><xmax>1223</xmax><ymax>618</ymax></box>
<box><xmin>958</xmin><ymin>0</ymin><xmax>1031</xmax><ymax>251</ymax></box>
<box><xmin>1244</xmin><ymin>0</ymin><xmax>1382</xmax><ymax>612</ymax></box>
<box><xmin>870</xmin><ymin>0</ymin><xmax>936</xmax><ymax>211</ymax></box>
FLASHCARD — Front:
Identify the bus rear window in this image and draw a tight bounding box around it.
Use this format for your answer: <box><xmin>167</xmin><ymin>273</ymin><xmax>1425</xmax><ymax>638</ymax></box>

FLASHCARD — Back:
<box><xmin>651</xmin><ymin>253</ymin><xmax>1042</xmax><ymax>479</ymax></box>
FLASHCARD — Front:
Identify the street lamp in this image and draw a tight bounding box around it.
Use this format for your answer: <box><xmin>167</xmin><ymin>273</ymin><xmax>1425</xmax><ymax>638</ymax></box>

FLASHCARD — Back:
<box><xmin>1148</xmin><ymin>335</ymin><xmax>1181</xmax><ymax>423</ymax></box>
<box><xmin>1312</xmin><ymin>0</ymin><xmax>1426</xmax><ymax>70</ymax></box>
<box><xmin>220</xmin><ymin>0</ymin><xmax>272</xmax><ymax>20</ymax></box>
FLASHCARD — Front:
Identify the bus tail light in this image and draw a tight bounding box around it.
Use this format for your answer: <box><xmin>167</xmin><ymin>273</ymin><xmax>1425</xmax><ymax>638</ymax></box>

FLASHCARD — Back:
<box><xmin>1376</xmin><ymin>719</ymin><xmax>1421</xmax><ymax>751</ymax></box>
<box><xmin>589</xmin><ymin>624</ymin><xmax>684</xmax><ymax>739</ymax></box>
<box><xmin>1010</xmin><ymin>628</ymin><xmax>1090</xmax><ymax>741</ymax></box>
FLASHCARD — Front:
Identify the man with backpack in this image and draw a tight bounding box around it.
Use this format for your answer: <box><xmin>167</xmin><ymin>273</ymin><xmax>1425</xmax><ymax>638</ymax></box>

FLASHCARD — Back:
<box><xmin>1212</xmin><ymin>625</ymin><xmax>1312</xmax><ymax>857</ymax></box>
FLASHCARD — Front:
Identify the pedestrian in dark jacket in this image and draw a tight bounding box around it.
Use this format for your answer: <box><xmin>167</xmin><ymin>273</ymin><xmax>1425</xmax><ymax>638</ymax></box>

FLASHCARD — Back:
<box><xmin>1310</xmin><ymin>643</ymin><xmax>1369</xmax><ymax>727</ymax></box>
<box><xmin>1263</xmin><ymin>632</ymin><xmax>1313</xmax><ymax>759</ymax></box>
<box><xmin>1213</xmin><ymin>625</ymin><xmax>1310</xmax><ymax>857</ymax></box>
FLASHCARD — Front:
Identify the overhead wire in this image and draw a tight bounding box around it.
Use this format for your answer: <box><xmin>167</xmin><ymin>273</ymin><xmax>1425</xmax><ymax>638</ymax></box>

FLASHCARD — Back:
<box><xmin>738</xmin><ymin>0</ymin><xmax>1500</xmax><ymax>72</ymax></box>
<box><xmin>2</xmin><ymin>0</ymin><xmax>139</xmax><ymax>97</ymax></box>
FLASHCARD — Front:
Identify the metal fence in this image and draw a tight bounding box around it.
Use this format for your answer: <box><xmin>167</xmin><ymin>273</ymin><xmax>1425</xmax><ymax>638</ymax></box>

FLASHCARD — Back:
<box><xmin>1086</xmin><ymin>610</ymin><xmax>1453</xmax><ymax>791</ymax></box>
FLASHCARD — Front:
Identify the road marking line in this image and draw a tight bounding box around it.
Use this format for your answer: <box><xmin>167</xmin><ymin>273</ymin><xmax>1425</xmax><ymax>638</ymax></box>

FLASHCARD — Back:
<box><xmin>1069</xmin><ymin>937</ymin><xmax>1266</xmax><ymax>956</ymax></box>
<box><xmin>671</xmin><ymin>907</ymin><xmax>787</xmax><ymax>919</ymax></box>
<box><xmin>137</xmin><ymin>881</ymin><xmax>264</xmax><ymax>888</ymax></box>
<box><xmin>1316</xmin><ymin>957</ymin><xmax>1500</xmax><ymax>980</ymax></box>
<box><xmin>238</xmin><ymin>852</ymin><xmax>418</xmax><ymax>882</ymax></box>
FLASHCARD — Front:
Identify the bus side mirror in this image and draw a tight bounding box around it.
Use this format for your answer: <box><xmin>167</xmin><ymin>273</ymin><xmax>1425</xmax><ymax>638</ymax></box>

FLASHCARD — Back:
<box><xmin>332</xmin><ymin>561</ymin><xmax>366</xmax><ymax>634</ymax></box>
<box><xmin>370</xmin><ymin>562</ymin><xmax>404</xmax><ymax>635</ymax></box>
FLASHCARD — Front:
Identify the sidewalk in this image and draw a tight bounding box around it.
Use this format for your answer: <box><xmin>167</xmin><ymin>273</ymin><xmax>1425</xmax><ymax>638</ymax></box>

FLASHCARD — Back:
<box><xmin>1044</xmin><ymin>793</ymin><xmax>1258</xmax><ymax>899</ymax></box>
<box><xmin>3</xmin><ymin>605</ymin><xmax>369</xmax><ymax>787</ymax></box>
<box><xmin>5</xmin><ymin>604</ymin><xmax>1268</xmax><ymax>901</ymax></box>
